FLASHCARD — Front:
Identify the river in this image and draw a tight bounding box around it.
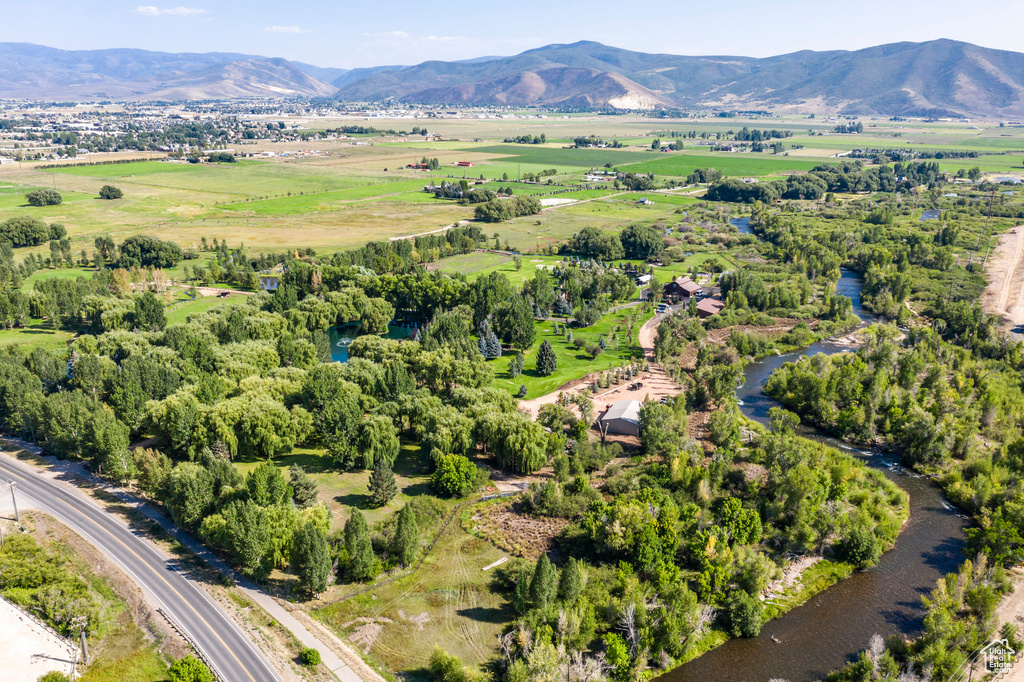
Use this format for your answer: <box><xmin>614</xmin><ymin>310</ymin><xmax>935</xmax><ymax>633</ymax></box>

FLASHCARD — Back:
<box><xmin>656</xmin><ymin>222</ymin><xmax>969</xmax><ymax>682</ymax></box>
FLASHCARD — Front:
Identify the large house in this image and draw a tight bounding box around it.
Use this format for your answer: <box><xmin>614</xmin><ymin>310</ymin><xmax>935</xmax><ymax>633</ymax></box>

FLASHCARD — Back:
<box><xmin>663</xmin><ymin>276</ymin><xmax>702</xmax><ymax>302</ymax></box>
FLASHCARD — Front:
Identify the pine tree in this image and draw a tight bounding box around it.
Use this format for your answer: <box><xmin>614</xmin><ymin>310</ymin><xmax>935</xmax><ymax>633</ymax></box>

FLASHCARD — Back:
<box><xmin>392</xmin><ymin>504</ymin><xmax>419</xmax><ymax>566</ymax></box>
<box><xmin>508</xmin><ymin>353</ymin><xmax>524</xmax><ymax>378</ymax></box>
<box><xmin>368</xmin><ymin>458</ymin><xmax>398</xmax><ymax>507</ymax></box>
<box><xmin>486</xmin><ymin>332</ymin><xmax>503</xmax><ymax>359</ymax></box>
<box><xmin>289</xmin><ymin>465</ymin><xmax>318</xmax><ymax>508</ymax></box>
<box><xmin>529</xmin><ymin>553</ymin><xmax>558</xmax><ymax>609</ymax></box>
<box><xmin>535</xmin><ymin>340</ymin><xmax>558</xmax><ymax>377</ymax></box>
<box><xmin>343</xmin><ymin>508</ymin><xmax>374</xmax><ymax>581</ymax></box>
<box><xmin>558</xmin><ymin>557</ymin><xmax>585</xmax><ymax>602</ymax></box>
<box><xmin>292</xmin><ymin>521</ymin><xmax>331</xmax><ymax>596</ymax></box>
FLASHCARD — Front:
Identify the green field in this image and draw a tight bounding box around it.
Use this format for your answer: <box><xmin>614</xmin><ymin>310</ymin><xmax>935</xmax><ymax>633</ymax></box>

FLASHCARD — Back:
<box><xmin>492</xmin><ymin>309</ymin><xmax>653</xmax><ymax>398</ymax></box>
<box><xmin>619</xmin><ymin>151</ymin><xmax>826</xmax><ymax>177</ymax></box>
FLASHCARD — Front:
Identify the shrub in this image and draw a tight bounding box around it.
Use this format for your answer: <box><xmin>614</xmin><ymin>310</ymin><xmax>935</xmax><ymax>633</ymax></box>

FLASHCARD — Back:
<box><xmin>168</xmin><ymin>655</ymin><xmax>213</xmax><ymax>682</ymax></box>
<box><xmin>26</xmin><ymin>188</ymin><xmax>62</xmax><ymax>206</ymax></box>
<box><xmin>432</xmin><ymin>454</ymin><xmax>477</xmax><ymax>497</ymax></box>
<box><xmin>300</xmin><ymin>647</ymin><xmax>321</xmax><ymax>666</ymax></box>
<box><xmin>98</xmin><ymin>185</ymin><xmax>123</xmax><ymax>199</ymax></box>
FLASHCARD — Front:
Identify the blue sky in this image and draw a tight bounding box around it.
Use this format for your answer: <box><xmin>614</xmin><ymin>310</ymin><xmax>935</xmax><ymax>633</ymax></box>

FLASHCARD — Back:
<box><xmin>2</xmin><ymin>1</ymin><xmax>1020</xmax><ymax>68</ymax></box>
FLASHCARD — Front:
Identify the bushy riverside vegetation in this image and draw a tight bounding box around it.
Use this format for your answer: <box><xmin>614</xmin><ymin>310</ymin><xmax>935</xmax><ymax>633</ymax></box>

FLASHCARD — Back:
<box><xmin>482</xmin><ymin>406</ymin><xmax>906</xmax><ymax>680</ymax></box>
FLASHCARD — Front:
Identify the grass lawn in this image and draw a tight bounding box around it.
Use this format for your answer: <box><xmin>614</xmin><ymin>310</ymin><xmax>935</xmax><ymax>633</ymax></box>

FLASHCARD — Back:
<box><xmin>314</xmin><ymin>518</ymin><xmax>508</xmax><ymax>678</ymax></box>
<box><xmin>493</xmin><ymin>308</ymin><xmax>653</xmax><ymax>398</ymax></box>
<box><xmin>234</xmin><ymin>443</ymin><xmax>435</xmax><ymax>531</ymax></box>
<box><xmin>618</xmin><ymin>151</ymin><xmax>825</xmax><ymax>177</ymax></box>
<box><xmin>0</xmin><ymin>319</ymin><xmax>73</xmax><ymax>352</ymax></box>
<box><xmin>163</xmin><ymin>293</ymin><xmax>244</xmax><ymax>325</ymax></box>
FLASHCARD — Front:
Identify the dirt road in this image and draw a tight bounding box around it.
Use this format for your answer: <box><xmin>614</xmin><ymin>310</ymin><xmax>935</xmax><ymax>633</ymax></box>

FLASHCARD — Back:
<box><xmin>982</xmin><ymin>227</ymin><xmax>1024</xmax><ymax>332</ymax></box>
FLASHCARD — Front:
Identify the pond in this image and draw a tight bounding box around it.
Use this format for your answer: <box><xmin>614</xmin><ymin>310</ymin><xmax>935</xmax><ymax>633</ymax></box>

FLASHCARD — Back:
<box><xmin>328</xmin><ymin>323</ymin><xmax>415</xmax><ymax>363</ymax></box>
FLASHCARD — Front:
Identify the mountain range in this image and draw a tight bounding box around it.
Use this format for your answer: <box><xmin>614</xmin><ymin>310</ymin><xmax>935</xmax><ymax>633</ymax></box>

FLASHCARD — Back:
<box><xmin>2</xmin><ymin>39</ymin><xmax>1023</xmax><ymax>117</ymax></box>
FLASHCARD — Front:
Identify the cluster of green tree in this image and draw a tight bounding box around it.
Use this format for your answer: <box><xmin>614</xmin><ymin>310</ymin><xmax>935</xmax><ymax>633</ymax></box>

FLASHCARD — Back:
<box><xmin>329</xmin><ymin>125</ymin><xmax>426</xmax><ymax>136</ymax></box>
<box><xmin>116</xmin><ymin>234</ymin><xmax>184</xmax><ymax>269</ymax></box>
<box><xmin>489</xmin><ymin>392</ymin><xmax>905</xmax><ymax>679</ymax></box>
<box><xmin>572</xmin><ymin>137</ymin><xmax>623</xmax><ymax>148</ymax></box>
<box><xmin>616</xmin><ymin>172</ymin><xmax>656</xmax><ymax>191</ymax></box>
<box><xmin>206</xmin><ymin>152</ymin><xmax>236</xmax><ymax>163</ymax></box>
<box><xmin>765</xmin><ymin>324</ymin><xmax>1024</xmax><ymax>567</ymax></box>
<box><xmin>26</xmin><ymin>188</ymin><xmax>63</xmax><ymax>206</ymax></box>
<box><xmin>474</xmin><ymin>196</ymin><xmax>542</xmax><ymax>223</ymax></box>
<box><xmin>0</xmin><ymin>216</ymin><xmax>66</xmax><ymax>247</ymax></box>
<box><xmin>686</xmin><ymin>168</ymin><xmax>722</xmax><ymax>184</ymax></box>
<box><xmin>503</xmin><ymin>134</ymin><xmax>546</xmax><ymax>144</ymax></box>
<box><xmin>824</xmin><ymin>556</ymin><xmax>1017</xmax><ymax>682</ymax></box>
<box><xmin>833</xmin><ymin>122</ymin><xmax>864</xmax><ymax>134</ymax></box>
<box><xmin>848</xmin><ymin>148</ymin><xmax>979</xmax><ymax>162</ymax></box>
<box><xmin>731</xmin><ymin>127</ymin><xmax>793</xmax><ymax>142</ymax></box>
<box><xmin>707</xmin><ymin>161</ymin><xmax>948</xmax><ymax>203</ymax></box>
<box><xmin>567</xmin><ymin>224</ymin><xmax>665</xmax><ymax>261</ymax></box>
<box><xmin>430</xmin><ymin>180</ymin><xmax>496</xmax><ymax>204</ymax></box>
<box><xmin>520</xmin><ymin>169</ymin><xmax>558</xmax><ymax>183</ymax></box>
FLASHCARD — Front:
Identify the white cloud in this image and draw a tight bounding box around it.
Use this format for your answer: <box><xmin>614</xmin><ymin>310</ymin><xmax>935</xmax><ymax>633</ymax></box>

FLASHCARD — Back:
<box><xmin>362</xmin><ymin>30</ymin><xmax>410</xmax><ymax>39</ymax></box>
<box><xmin>426</xmin><ymin>35</ymin><xmax>463</xmax><ymax>42</ymax></box>
<box><xmin>265</xmin><ymin>25</ymin><xmax>306</xmax><ymax>34</ymax></box>
<box><xmin>133</xmin><ymin>6</ymin><xmax>208</xmax><ymax>16</ymax></box>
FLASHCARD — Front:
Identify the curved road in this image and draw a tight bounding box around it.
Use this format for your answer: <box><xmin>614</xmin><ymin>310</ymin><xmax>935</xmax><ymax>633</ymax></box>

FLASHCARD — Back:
<box><xmin>0</xmin><ymin>453</ymin><xmax>281</xmax><ymax>682</ymax></box>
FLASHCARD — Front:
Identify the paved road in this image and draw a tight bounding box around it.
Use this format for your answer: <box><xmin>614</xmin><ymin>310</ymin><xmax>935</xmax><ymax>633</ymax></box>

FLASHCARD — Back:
<box><xmin>0</xmin><ymin>453</ymin><xmax>281</xmax><ymax>682</ymax></box>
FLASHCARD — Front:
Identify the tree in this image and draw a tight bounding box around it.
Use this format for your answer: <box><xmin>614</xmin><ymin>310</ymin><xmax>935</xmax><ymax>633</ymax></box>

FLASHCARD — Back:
<box><xmin>508</xmin><ymin>352</ymin><xmax>524</xmax><ymax>378</ymax></box>
<box><xmin>432</xmin><ymin>454</ymin><xmax>477</xmax><ymax>497</ymax></box>
<box><xmin>357</xmin><ymin>415</ymin><xmax>400</xmax><ymax>469</ymax></box>
<box><xmin>168</xmin><ymin>655</ymin><xmax>213</xmax><ymax>682</ymax></box>
<box><xmin>838</xmin><ymin>522</ymin><xmax>881</xmax><ymax>569</ymax></box>
<box><xmin>535</xmin><ymin>340</ymin><xmax>558</xmax><ymax>377</ymax></box>
<box><xmin>493</xmin><ymin>295</ymin><xmax>535</xmax><ymax>350</ymax></box>
<box><xmin>26</xmin><ymin>188</ymin><xmax>62</xmax><ymax>206</ymax></box>
<box><xmin>0</xmin><ymin>216</ymin><xmax>50</xmax><ymax>247</ymax></box>
<box><xmin>133</xmin><ymin>291</ymin><xmax>165</xmax><ymax>331</ymax></box>
<box><xmin>529</xmin><ymin>553</ymin><xmax>558</xmax><ymax>609</ymax></box>
<box><xmin>343</xmin><ymin>508</ymin><xmax>375</xmax><ymax>581</ymax></box>
<box><xmin>651</xmin><ymin>138</ymin><xmax>661</xmax><ymax>150</ymax></box>
<box><xmin>392</xmin><ymin>503</ymin><xmax>419</xmax><ymax>566</ymax></box>
<box><xmin>620</xmin><ymin>224</ymin><xmax>665</xmax><ymax>260</ymax></box>
<box><xmin>245</xmin><ymin>461</ymin><xmax>288</xmax><ymax>506</ymax></box>
<box><xmin>301</xmin><ymin>648</ymin><xmax>321</xmax><ymax>666</ymax></box>
<box><xmin>292</xmin><ymin>521</ymin><xmax>331</xmax><ymax>596</ymax></box>
<box><xmin>727</xmin><ymin>591</ymin><xmax>763</xmax><ymax>637</ymax></box>
<box><xmin>558</xmin><ymin>557</ymin><xmax>584</xmax><ymax>602</ymax></box>
<box><xmin>289</xmin><ymin>465</ymin><xmax>319</xmax><ymax>508</ymax></box>
<box><xmin>368</xmin><ymin>457</ymin><xmax>398</xmax><ymax>507</ymax></box>
<box><xmin>98</xmin><ymin>185</ymin><xmax>123</xmax><ymax>200</ymax></box>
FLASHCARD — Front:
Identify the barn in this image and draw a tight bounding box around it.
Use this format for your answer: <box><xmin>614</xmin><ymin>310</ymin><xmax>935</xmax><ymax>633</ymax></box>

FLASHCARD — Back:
<box><xmin>600</xmin><ymin>400</ymin><xmax>642</xmax><ymax>436</ymax></box>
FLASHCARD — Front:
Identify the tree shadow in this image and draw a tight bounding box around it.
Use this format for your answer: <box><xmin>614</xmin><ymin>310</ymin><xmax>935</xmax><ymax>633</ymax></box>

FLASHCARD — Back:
<box><xmin>334</xmin><ymin>492</ymin><xmax>373</xmax><ymax>511</ymax></box>
<box><xmin>456</xmin><ymin>605</ymin><xmax>509</xmax><ymax>624</ymax></box>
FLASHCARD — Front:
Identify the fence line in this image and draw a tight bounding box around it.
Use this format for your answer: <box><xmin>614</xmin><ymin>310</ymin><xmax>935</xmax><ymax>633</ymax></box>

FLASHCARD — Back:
<box><xmin>157</xmin><ymin>607</ymin><xmax>226</xmax><ymax>682</ymax></box>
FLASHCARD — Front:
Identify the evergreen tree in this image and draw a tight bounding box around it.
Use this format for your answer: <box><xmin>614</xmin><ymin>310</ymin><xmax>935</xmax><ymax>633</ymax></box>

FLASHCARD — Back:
<box><xmin>292</xmin><ymin>521</ymin><xmax>331</xmax><ymax>596</ymax></box>
<box><xmin>289</xmin><ymin>465</ymin><xmax>318</xmax><ymax>508</ymax></box>
<box><xmin>558</xmin><ymin>557</ymin><xmax>585</xmax><ymax>602</ymax></box>
<box><xmin>392</xmin><ymin>503</ymin><xmax>419</xmax><ymax>566</ymax></box>
<box><xmin>508</xmin><ymin>352</ymin><xmax>524</xmax><ymax>378</ymax></box>
<box><xmin>512</xmin><ymin>567</ymin><xmax>532</xmax><ymax>615</ymax></box>
<box><xmin>535</xmin><ymin>340</ymin><xmax>558</xmax><ymax>377</ymax></box>
<box><xmin>368</xmin><ymin>457</ymin><xmax>398</xmax><ymax>507</ymax></box>
<box><xmin>343</xmin><ymin>508</ymin><xmax>374</xmax><ymax>581</ymax></box>
<box><xmin>529</xmin><ymin>553</ymin><xmax>558</xmax><ymax>609</ymax></box>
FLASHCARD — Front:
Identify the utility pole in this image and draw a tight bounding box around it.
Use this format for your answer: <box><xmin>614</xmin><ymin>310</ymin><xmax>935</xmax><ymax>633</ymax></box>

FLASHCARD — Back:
<box><xmin>7</xmin><ymin>481</ymin><xmax>17</xmax><ymax>522</ymax></box>
<box><xmin>69</xmin><ymin>615</ymin><xmax>88</xmax><ymax>680</ymax></box>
